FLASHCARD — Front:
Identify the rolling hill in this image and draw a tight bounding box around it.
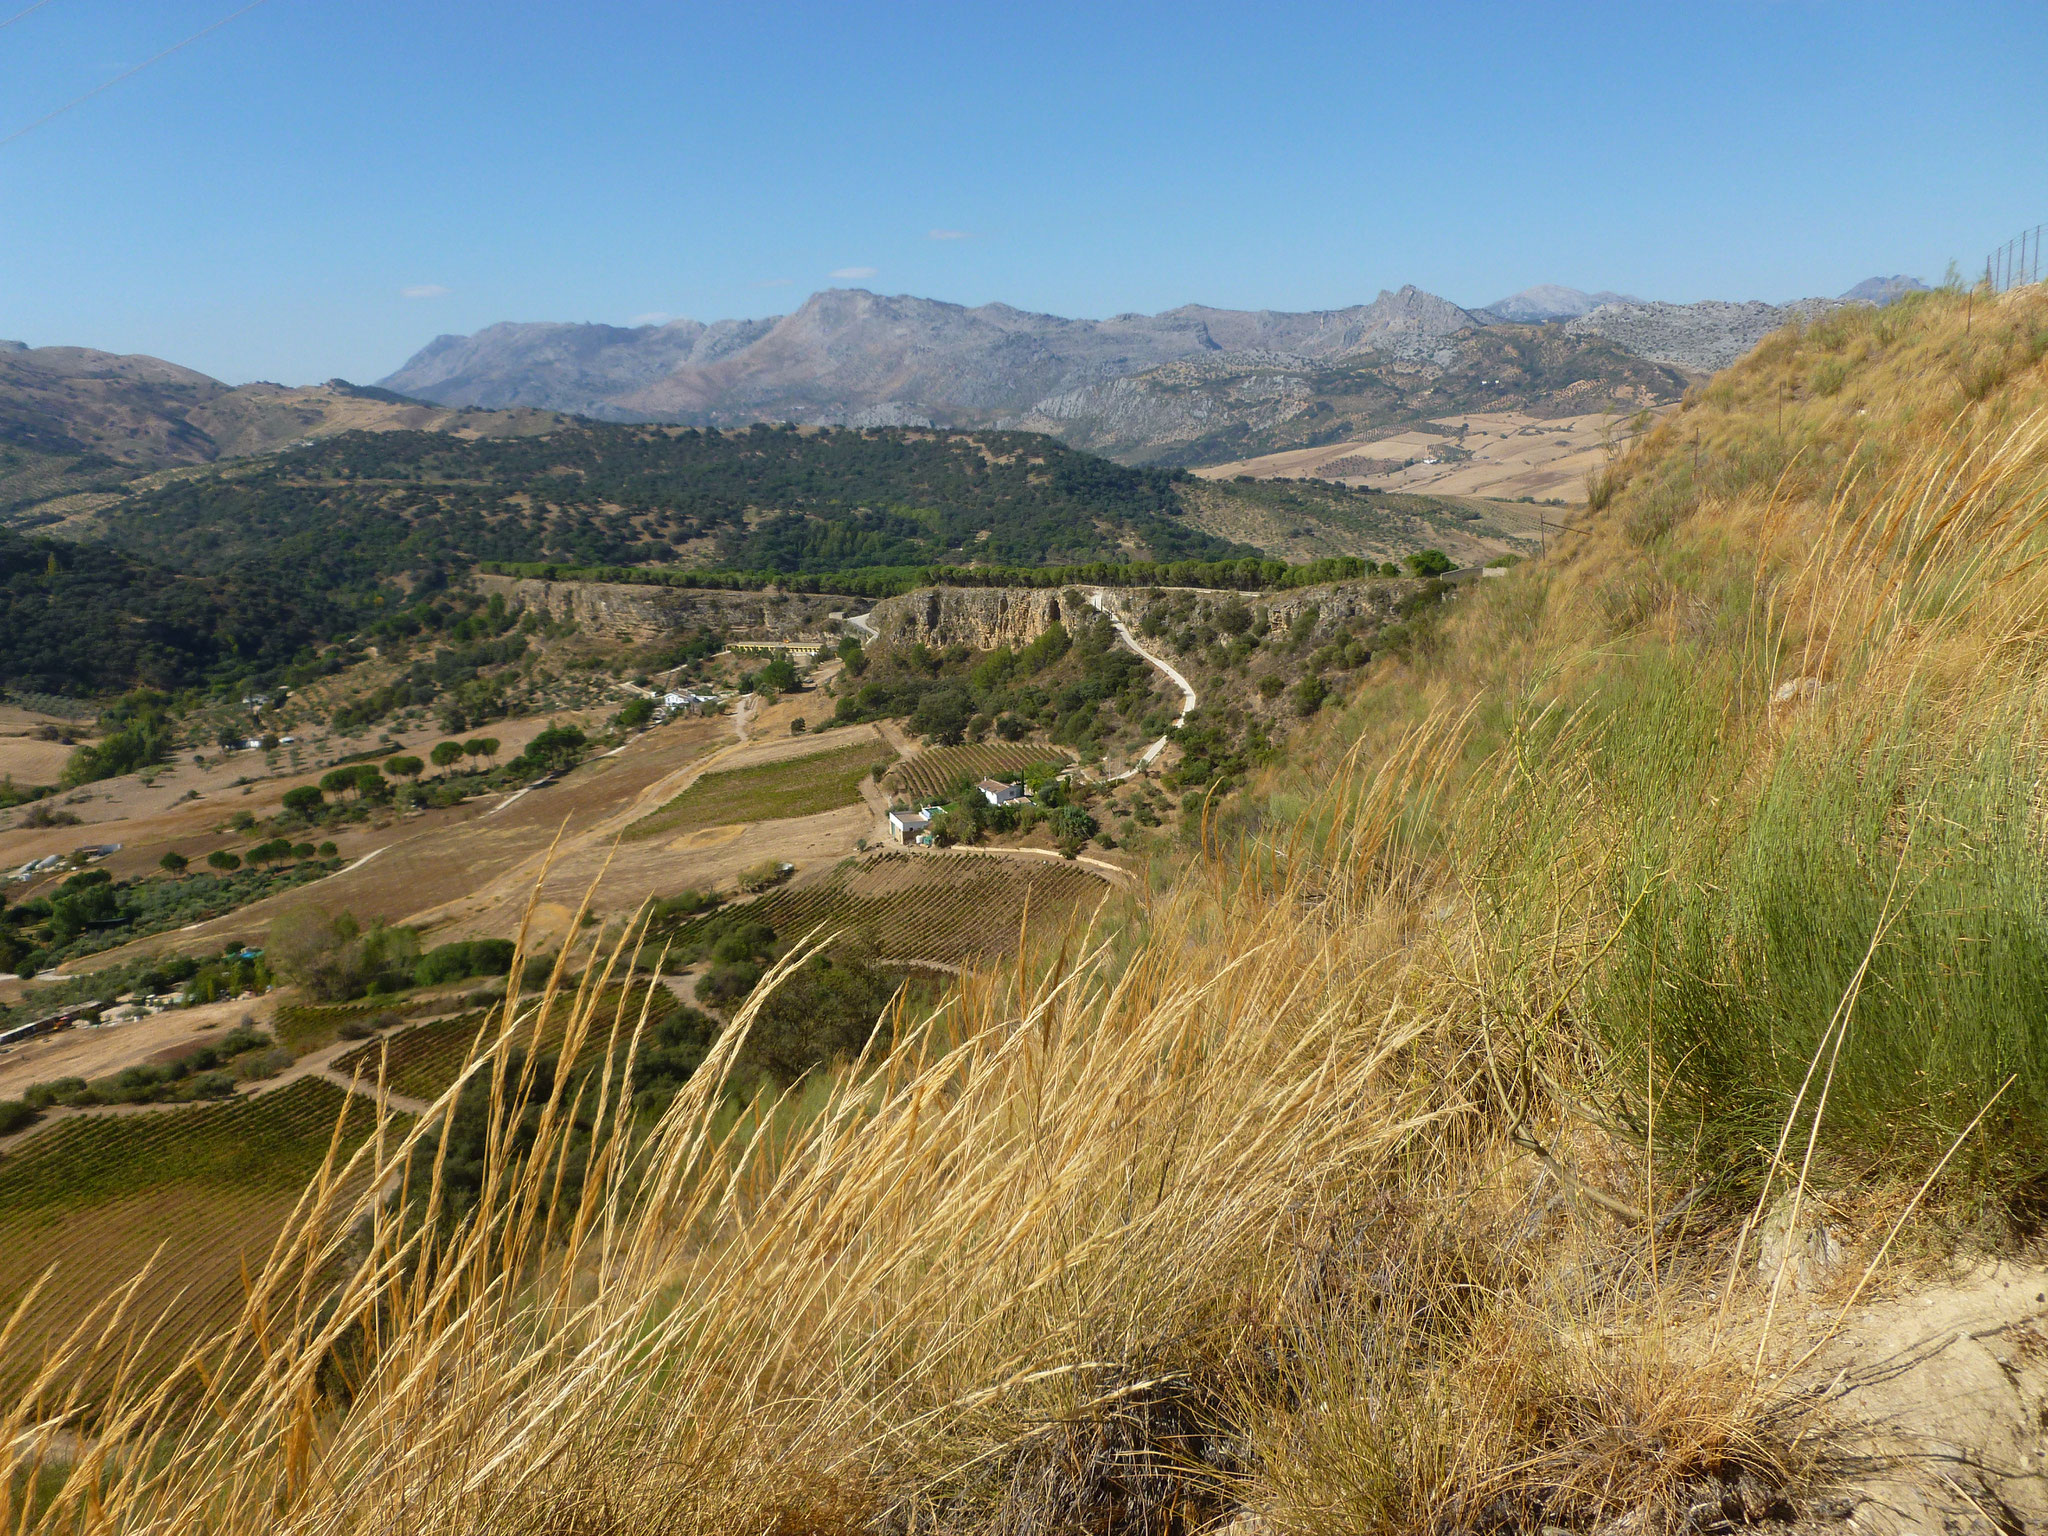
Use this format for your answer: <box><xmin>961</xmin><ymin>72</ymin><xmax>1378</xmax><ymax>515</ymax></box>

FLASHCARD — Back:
<box><xmin>0</xmin><ymin>342</ymin><xmax>569</xmax><ymax>518</ymax></box>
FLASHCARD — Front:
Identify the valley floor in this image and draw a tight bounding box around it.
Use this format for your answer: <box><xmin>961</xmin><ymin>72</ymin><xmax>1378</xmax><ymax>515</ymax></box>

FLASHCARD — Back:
<box><xmin>1194</xmin><ymin>406</ymin><xmax>1669</xmax><ymax>504</ymax></box>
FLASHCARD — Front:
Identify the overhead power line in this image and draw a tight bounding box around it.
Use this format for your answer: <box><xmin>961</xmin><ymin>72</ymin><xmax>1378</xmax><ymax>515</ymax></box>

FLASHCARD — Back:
<box><xmin>0</xmin><ymin>0</ymin><xmax>272</xmax><ymax>151</ymax></box>
<box><xmin>0</xmin><ymin>1</ymin><xmax>63</xmax><ymax>34</ymax></box>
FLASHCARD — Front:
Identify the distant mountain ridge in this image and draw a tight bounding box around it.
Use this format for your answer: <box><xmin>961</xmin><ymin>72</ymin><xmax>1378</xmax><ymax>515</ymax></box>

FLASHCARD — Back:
<box><xmin>1479</xmin><ymin>285</ymin><xmax>1639</xmax><ymax>323</ymax></box>
<box><xmin>381</xmin><ymin>286</ymin><xmax>1494</xmax><ymax>430</ymax></box>
<box><xmin>380</xmin><ymin>279</ymin><xmax>1919</xmax><ymax>461</ymax></box>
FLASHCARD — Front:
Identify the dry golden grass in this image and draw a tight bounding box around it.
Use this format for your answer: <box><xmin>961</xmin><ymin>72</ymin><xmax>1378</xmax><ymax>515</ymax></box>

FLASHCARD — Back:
<box><xmin>15</xmin><ymin>285</ymin><xmax>2048</xmax><ymax>1534</ymax></box>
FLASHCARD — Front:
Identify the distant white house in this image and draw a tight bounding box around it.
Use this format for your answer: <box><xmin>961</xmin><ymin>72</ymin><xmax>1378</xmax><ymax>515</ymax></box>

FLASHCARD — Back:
<box><xmin>659</xmin><ymin>690</ymin><xmax>719</xmax><ymax>718</ymax></box>
<box><xmin>888</xmin><ymin>809</ymin><xmax>929</xmax><ymax>844</ymax></box>
<box><xmin>978</xmin><ymin>778</ymin><xmax>1024</xmax><ymax>806</ymax></box>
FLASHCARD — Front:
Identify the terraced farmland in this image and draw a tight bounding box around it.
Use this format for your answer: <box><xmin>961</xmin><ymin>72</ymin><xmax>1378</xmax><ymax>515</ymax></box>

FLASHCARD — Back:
<box><xmin>272</xmin><ymin>992</ymin><xmax>443</xmax><ymax>1051</ymax></box>
<box><xmin>886</xmin><ymin>744</ymin><xmax>1072</xmax><ymax>802</ymax></box>
<box><xmin>625</xmin><ymin>740</ymin><xmax>888</xmax><ymax>840</ymax></box>
<box><xmin>0</xmin><ymin>1077</ymin><xmax>386</xmax><ymax>1402</ymax></box>
<box><xmin>335</xmin><ymin>980</ymin><xmax>667</xmax><ymax>1103</ymax></box>
<box><xmin>669</xmin><ymin>850</ymin><xmax>1113</xmax><ymax>968</ymax></box>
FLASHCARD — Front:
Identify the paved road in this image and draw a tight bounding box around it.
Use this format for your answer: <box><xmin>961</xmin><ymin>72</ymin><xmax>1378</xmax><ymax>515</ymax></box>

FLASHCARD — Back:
<box><xmin>1086</xmin><ymin>590</ymin><xmax>1198</xmax><ymax>781</ymax></box>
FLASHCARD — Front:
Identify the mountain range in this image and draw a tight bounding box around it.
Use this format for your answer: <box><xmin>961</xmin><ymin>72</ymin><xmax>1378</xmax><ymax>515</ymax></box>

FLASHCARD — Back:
<box><xmin>380</xmin><ymin>279</ymin><xmax>1917</xmax><ymax>462</ymax></box>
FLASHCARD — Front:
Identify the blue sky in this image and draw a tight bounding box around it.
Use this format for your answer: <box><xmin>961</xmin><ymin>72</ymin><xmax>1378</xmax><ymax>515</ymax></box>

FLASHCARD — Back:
<box><xmin>2</xmin><ymin>0</ymin><xmax>2044</xmax><ymax>385</ymax></box>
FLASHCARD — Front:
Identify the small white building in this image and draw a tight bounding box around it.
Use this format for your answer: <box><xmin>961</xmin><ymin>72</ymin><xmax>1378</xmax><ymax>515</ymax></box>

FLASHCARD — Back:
<box><xmin>888</xmin><ymin>809</ymin><xmax>929</xmax><ymax>844</ymax></box>
<box><xmin>659</xmin><ymin>690</ymin><xmax>719</xmax><ymax>719</ymax></box>
<box><xmin>978</xmin><ymin>778</ymin><xmax>1024</xmax><ymax>806</ymax></box>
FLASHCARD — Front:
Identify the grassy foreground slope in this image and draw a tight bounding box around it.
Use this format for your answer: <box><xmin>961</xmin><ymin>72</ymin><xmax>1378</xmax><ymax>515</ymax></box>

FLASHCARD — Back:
<box><xmin>13</xmin><ymin>288</ymin><xmax>2048</xmax><ymax>1534</ymax></box>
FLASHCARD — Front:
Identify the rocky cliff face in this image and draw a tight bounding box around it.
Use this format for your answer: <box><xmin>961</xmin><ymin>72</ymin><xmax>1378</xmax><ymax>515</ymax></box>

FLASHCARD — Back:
<box><xmin>1253</xmin><ymin>578</ymin><xmax>1416</xmax><ymax>639</ymax></box>
<box><xmin>864</xmin><ymin>586</ymin><xmax>1072</xmax><ymax>652</ymax></box>
<box><xmin>863</xmin><ymin>576</ymin><xmax>1423</xmax><ymax>655</ymax></box>
<box><xmin>477</xmin><ymin>575</ymin><xmax>841</xmax><ymax>641</ymax></box>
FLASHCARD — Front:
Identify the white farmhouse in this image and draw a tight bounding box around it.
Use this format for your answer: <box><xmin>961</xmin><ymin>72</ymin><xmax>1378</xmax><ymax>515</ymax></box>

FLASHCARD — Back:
<box><xmin>978</xmin><ymin>778</ymin><xmax>1025</xmax><ymax>806</ymax></box>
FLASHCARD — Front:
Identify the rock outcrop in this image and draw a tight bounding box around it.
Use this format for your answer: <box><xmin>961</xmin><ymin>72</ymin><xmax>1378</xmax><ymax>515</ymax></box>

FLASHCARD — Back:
<box><xmin>1564</xmin><ymin>298</ymin><xmax>1840</xmax><ymax>373</ymax></box>
<box><xmin>864</xmin><ymin>586</ymin><xmax>1071</xmax><ymax>652</ymax></box>
<box><xmin>476</xmin><ymin>575</ymin><xmax>841</xmax><ymax>641</ymax></box>
<box><xmin>863</xmin><ymin>576</ymin><xmax>1424</xmax><ymax>656</ymax></box>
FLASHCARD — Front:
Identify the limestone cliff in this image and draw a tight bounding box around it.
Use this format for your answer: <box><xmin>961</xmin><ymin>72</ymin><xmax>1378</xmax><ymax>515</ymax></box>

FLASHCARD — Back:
<box><xmin>863</xmin><ymin>586</ymin><xmax>1074</xmax><ymax>652</ymax></box>
<box><xmin>863</xmin><ymin>576</ymin><xmax>1423</xmax><ymax>655</ymax></box>
<box><xmin>476</xmin><ymin>574</ymin><xmax>840</xmax><ymax>641</ymax></box>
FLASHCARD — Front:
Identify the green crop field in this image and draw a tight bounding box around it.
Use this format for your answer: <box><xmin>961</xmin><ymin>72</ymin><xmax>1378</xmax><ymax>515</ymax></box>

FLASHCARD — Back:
<box><xmin>667</xmin><ymin>849</ymin><xmax>1113</xmax><ymax>968</ymax></box>
<box><xmin>272</xmin><ymin>992</ymin><xmax>445</xmax><ymax>1051</ymax></box>
<box><xmin>885</xmin><ymin>744</ymin><xmax>1072</xmax><ymax>803</ymax></box>
<box><xmin>335</xmin><ymin>980</ymin><xmax>667</xmax><ymax>1103</ymax></box>
<box><xmin>625</xmin><ymin>741</ymin><xmax>888</xmax><ymax>840</ymax></box>
<box><xmin>0</xmin><ymin>1078</ymin><xmax>388</xmax><ymax>1403</ymax></box>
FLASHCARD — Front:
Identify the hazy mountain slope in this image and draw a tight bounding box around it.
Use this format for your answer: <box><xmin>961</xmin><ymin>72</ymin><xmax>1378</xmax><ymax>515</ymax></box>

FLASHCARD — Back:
<box><xmin>1012</xmin><ymin>325</ymin><xmax>1694</xmax><ymax>465</ymax></box>
<box><xmin>1563</xmin><ymin>297</ymin><xmax>1839</xmax><ymax>371</ymax></box>
<box><xmin>0</xmin><ymin>342</ymin><xmax>227</xmax><ymax>465</ymax></box>
<box><xmin>0</xmin><ymin>344</ymin><xmax>572</xmax><ymax>518</ymax></box>
<box><xmin>1840</xmin><ymin>274</ymin><xmax>1930</xmax><ymax>304</ymax></box>
<box><xmin>381</xmin><ymin>286</ymin><xmax>1496</xmax><ymax>427</ymax></box>
<box><xmin>384</xmin><ymin>316</ymin><xmax>778</xmax><ymax>417</ymax></box>
<box><xmin>1479</xmin><ymin>285</ymin><xmax>1636</xmax><ymax>322</ymax></box>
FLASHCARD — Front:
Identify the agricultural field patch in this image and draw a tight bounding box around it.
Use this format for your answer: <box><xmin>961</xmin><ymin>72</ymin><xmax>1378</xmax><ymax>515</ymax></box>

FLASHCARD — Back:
<box><xmin>665</xmin><ymin>849</ymin><xmax>1113</xmax><ymax>969</ymax></box>
<box><xmin>272</xmin><ymin>991</ymin><xmax>449</xmax><ymax>1052</ymax></box>
<box><xmin>624</xmin><ymin>741</ymin><xmax>886</xmax><ymax>841</ymax></box>
<box><xmin>884</xmin><ymin>744</ymin><xmax>1073</xmax><ymax>803</ymax></box>
<box><xmin>335</xmin><ymin>980</ymin><xmax>666</xmax><ymax>1103</ymax></box>
<box><xmin>0</xmin><ymin>1077</ymin><xmax>386</xmax><ymax>1402</ymax></box>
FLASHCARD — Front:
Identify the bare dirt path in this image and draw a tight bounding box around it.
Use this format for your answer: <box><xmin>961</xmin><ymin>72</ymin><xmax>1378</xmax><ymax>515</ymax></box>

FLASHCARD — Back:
<box><xmin>896</xmin><ymin>840</ymin><xmax>1132</xmax><ymax>888</ymax></box>
<box><xmin>1086</xmin><ymin>590</ymin><xmax>1197</xmax><ymax>780</ymax></box>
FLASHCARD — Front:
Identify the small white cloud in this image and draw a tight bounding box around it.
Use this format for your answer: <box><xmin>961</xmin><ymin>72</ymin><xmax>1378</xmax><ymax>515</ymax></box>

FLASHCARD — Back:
<box><xmin>928</xmin><ymin>229</ymin><xmax>973</xmax><ymax>241</ymax></box>
<box><xmin>829</xmin><ymin>266</ymin><xmax>878</xmax><ymax>280</ymax></box>
<box><xmin>751</xmin><ymin>277</ymin><xmax>794</xmax><ymax>288</ymax></box>
<box><xmin>400</xmin><ymin>284</ymin><xmax>451</xmax><ymax>299</ymax></box>
<box><xmin>631</xmin><ymin>311</ymin><xmax>676</xmax><ymax>327</ymax></box>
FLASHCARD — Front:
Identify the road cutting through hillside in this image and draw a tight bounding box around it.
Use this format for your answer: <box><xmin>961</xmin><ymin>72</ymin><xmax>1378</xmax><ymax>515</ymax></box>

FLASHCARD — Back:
<box><xmin>1087</xmin><ymin>589</ymin><xmax>1197</xmax><ymax>781</ymax></box>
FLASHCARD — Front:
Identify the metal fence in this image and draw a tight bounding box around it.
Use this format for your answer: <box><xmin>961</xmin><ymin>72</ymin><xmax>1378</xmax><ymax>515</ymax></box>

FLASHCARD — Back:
<box><xmin>1986</xmin><ymin>224</ymin><xmax>2045</xmax><ymax>293</ymax></box>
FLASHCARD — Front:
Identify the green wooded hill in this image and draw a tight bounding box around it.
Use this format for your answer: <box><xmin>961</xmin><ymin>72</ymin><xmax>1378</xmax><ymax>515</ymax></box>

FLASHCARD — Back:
<box><xmin>0</xmin><ymin>524</ymin><xmax>335</xmax><ymax>696</ymax></box>
<box><xmin>94</xmin><ymin>423</ymin><xmax>1251</xmax><ymax>590</ymax></box>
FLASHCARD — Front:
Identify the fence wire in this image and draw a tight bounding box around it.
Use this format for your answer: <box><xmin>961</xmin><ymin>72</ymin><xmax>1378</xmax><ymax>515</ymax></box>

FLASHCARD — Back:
<box><xmin>1986</xmin><ymin>224</ymin><xmax>2045</xmax><ymax>293</ymax></box>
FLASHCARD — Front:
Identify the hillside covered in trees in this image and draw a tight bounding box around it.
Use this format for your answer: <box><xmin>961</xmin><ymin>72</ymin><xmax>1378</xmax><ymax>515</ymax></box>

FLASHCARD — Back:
<box><xmin>0</xmin><ymin>525</ymin><xmax>334</xmax><ymax>696</ymax></box>
<box><xmin>93</xmin><ymin>423</ymin><xmax>1251</xmax><ymax>591</ymax></box>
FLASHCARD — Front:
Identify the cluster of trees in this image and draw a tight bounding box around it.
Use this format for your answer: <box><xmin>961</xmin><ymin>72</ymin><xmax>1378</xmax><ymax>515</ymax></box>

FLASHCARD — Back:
<box><xmin>833</xmin><ymin>617</ymin><xmax>1166</xmax><ymax>756</ymax></box>
<box><xmin>93</xmin><ymin>423</ymin><xmax>1248</xmax><ymax>626</ymax></box>
<box><xmin>0</xmin><ymin>528</ymin><xmax>333</xmax><ymax>700</ymax></box>
<box><xmin>262</xmin><ymin>909</ymin><xmax>512</xmax><ymax>1004</ymax></box>
<box><xmin>20</xmin><ymin>1023</ymin><xmax>290</xmax><ymax>1109</ymax></box>
<box><xmin>0</xmin><ymin>858</ymin><xmax>338</xmax><ymax>977</ymax></box>
<box><xmin>904</xmin><ymin>763</ymin><xmax>1101</xmax><ymax>856</ymax></box>
<box><xmin>59</xmin><ymin>691</ymin><xmax>175</xmax><ymax>786</ymax></box>
<box><xmin>480</xmin><ymin>548</ymin><xmax>1459</xmax><ymax>602</ymax></box>
<box><xmin>647</xmin><ymin>892</ymin><xmax>905</xmax><ymax>1082</ymax></box>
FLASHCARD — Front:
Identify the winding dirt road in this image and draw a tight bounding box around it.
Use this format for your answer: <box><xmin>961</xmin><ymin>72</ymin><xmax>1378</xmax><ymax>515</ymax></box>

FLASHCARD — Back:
<box><xmin>1086</xmin><ymin>590</ymin><xmax>1198</xmax><ymax>780</ymax></box>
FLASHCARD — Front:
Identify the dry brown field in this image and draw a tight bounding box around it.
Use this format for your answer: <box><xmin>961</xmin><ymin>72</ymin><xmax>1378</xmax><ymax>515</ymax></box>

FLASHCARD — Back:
<box><xmin>1193</xmin><ymin>406</ymin><xmax>1674</xmax><ymax>503</ymax></box>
